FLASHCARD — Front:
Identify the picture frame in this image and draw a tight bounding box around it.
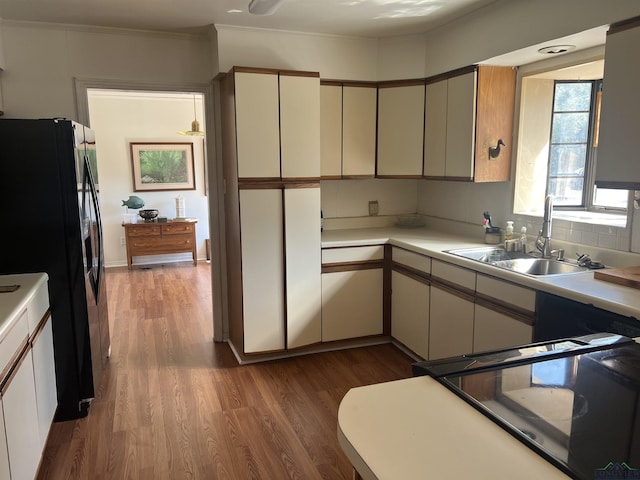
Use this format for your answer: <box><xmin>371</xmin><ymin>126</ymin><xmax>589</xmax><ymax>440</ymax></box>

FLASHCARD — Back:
<box><xmin>130</xmin><ymin>142</ymin><xmax>196</xmax><ymax>191</ymax></box>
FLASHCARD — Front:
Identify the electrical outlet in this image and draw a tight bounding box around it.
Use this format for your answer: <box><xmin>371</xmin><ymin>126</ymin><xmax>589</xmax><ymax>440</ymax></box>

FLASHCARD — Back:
<box><xmin>369</xmin><ymin>200</ymin><xmax>379</xmax><ymax>216</ymax></box>
<box><xmin>120</xmin><ymin>237</ymin><xmax>126</xmax><ymax>246</ymax></box>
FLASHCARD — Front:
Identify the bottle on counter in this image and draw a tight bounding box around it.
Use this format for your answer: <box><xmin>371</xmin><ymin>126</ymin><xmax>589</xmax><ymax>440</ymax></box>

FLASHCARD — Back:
<box><xmin>520</xmin><ymin>226</ymin><xmax>527</xmax><ymax>252</ymax></box>
<box><xmin>505</xmin><ymin>221</ymin><xmax>514</xmax><ymax>240</ymax></box>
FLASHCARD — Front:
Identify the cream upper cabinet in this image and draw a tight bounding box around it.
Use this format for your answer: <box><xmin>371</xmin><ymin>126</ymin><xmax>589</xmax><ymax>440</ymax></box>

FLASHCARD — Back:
<box><xmin>424</xmin><ymin>66</ymin><xmax>515</xmax><ymax>182</ymax></box>
<box><xmin>320</xmin><ymin>83</ymin><xmax>377</xmax><ymax>178</ymax></box>
<box><xmin>234</xmin><ymin>71</ymin><xmax>281</xmax><ymax>179</ymax></box>
<box><xmin>342</xmin><ymin>85</ymin><xmax>377</xmax><ymax>177</ymax></box>
<box><xmin>423</xmin><ymin>80</ymin><xmax>448</xmax><ymax>177</ymax></box>
<box><xmin>320</xmin><ymin>84</ymin><xmax>343</xmax><ymax>178</ymax></box>
<box><xmin>445</xmin><ymin>71</ymin><xmax>477</xmax><ymax>179</ymax></box>
<box><xmin>280</xmin><ymin>74</ymin><xmax>321</xmax><ymax>179</ymax></box>
<box><xmin>377</xmin><ymin>83</ymin><xmax>425</xmax><ymax>177</ymax></box>
<box><xmin>596</xmin><ymin>19</ymin><xmax>640</xmax><ymax>189</ymax></box>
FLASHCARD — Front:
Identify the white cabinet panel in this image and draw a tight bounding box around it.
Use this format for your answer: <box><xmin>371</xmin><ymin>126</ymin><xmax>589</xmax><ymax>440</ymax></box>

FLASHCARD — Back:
<box><xmin>240</xmin><ymin>189</ymin><xmax>285</xmax><ymax>352</ymax></box>
<box><xmin>3</xmin><ymin>349</ymin><xmax>40</xmax><ymax>480</ymax></box>
<box><xmin>391</xmin><ymin>271</ymin><xmax>430</xmax><ymax>359</ymax></box>
<box><xmin>322</xmin><ymin>245</ymin><xmax>384</xmax><ymax>264</ymax></box>
<box><xmin>473</xmin><ymin>304</ymin><xmax>533</xmax><ymax>353</ymax></box>
<box><xmin>377</xmin><ymin>84</ymin><xmax>425</xmax><ymax>176</ymax></box>
<box><xmin>445</xmin><ymin>71</ymin><xmax>476</xmax><ymax>179</ymax></box>
<box><xmin>343</xmin><ymin>86</ymin><xmax>377</xmax><ymax>177</ymax></box>
<box><xmin>424</xmin><ymin>80</ymin><xmax>448</xmax><ymax>177</ymax></box>
<box><xmin>322</xmin><ymin>269</ymin><xmax>383</xmax><ymax>342</ymax></box>
<box><xmin>392</xmin><ymin>247</ymin><xmax>431</xmax><ymax>274</ymax></box>
<box><xmin>429</xmin><ymin>285</ymin><xmax>474</xmax><ymax>360</ymax></box>
<box><xmin>596</xmin><ymin>23</ymin><xmax>640</xmax><ymax>188</ymax></box>
<box><xmin>32</xmin><ymin>314</ymin><xmax>57</xmax><ymax>449</ymax></box>
<box><xmin>234</xmin><ymin>72</ymin><xmax>281</xmax><ymax>179</ymax></box>
<box><xmin>431</xmin><ymin>259</ymin><xmax>476</xmax><ymax>291</ymax></box>
<box><xmin>0</xmin><ymin>404</ymin><xmax>10</xmax><ymax>480</ymax></box>
<box><xmin>0</xmin><ymin>309</ymin><xmax>28</xmax><ymax>374</ymax></box>
<box><xmin>320</xmin><ymin>84</ymin><xmax>343</xmax><ymax>177</ymax></box>
<box><xmin>280</xmin><ymin>74</ymin><xmax>320</xmax><ymax>179</ymax></box>
<box><xmin>476</xmin><ymin>274</ymin><xmax>536</xmax><ymax>313</ymax></box>
<box><xmin>285</xmin><ymin>188</ymin><xmax>322</xmax><ymax>349</ymax></box>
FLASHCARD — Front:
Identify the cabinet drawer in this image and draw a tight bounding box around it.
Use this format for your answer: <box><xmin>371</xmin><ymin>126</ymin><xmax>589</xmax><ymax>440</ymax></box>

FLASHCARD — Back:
<box><xmin>126</xmin><ymin>225</ymin><xmax>161</xmax><ymax>237</ymax></box>
<box><xmin>392</xmin><ymin>247</ymin><xmax>430</xmax><ymax>274</ymax></box>
<box><xmin>162</xmin><ymin>223</ymin><xmax>195</xmax><ymax>235</ymax></box>
<box><xmin>476</xmin><ymin>274</ymin><xmax>536</xmax><ymax>313</ymax></box>
<box><xmin>0</xmin><ymin>309</ymin><xmax>29</xmax><ymax>380</ymax></box>
<box><xmin>431</xmin><ymin>259</ymin><xmax>476</xmax><ymax>291</ymax></box>
<box><xmin>322</xmin><ymin>245</ymin><xmax>384</xmax><ymax>264</ymax></box>
<box><xmin>129</xmin><ymin>235</ymin><xmax>194</xmax><ymax>255</ymax></box>
<box><xmin>27</xmin><ymin>282</ymin><xmax>49</xmax><ymax>335</ymax></box>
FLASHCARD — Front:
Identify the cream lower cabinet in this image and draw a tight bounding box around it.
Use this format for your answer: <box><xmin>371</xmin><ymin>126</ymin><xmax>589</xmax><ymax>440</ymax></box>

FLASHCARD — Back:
<box><xmin>32</xmin><ymin>313</ymin><xmax>58</xmax><ymax>449</ymax></box>
<box><xmin>321</xmin><ymin>246</ymin><xmax>384</xmax><ymax>342</ymax></box>
<box><xmin>0</xmin><ymin>403</ymin><xmax>9</xmax><ymax>480</ymax></box>
<box><xmin>239</xmin><ymin>189</ymin><xmax>286</xmax><ymax>353</ymax></box>
<box><xmin>391</xmin><ymin>271</ymin><xmax>430</xmax><ymax>359</ymax></box>
<box><xmin>429</xmin><ymin>284</ymin><xmax>475</xmax><ymax>360</ymax></box>
<box><xmin>3</xmin><ymin>348</ymin><xmax>40</xmax><ymax>480</ymax></box>
<box><xmin>473</xmin><ymin>304</ymin><xmax>533</xmax><ymax>353</ymax></box>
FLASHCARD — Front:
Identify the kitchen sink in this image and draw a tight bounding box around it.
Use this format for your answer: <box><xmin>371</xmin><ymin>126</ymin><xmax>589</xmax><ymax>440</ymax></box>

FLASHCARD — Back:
<box><xmin>445</xmin><ymin>247</ymin><xmax>590</xmax><ymax>276</ymax></box>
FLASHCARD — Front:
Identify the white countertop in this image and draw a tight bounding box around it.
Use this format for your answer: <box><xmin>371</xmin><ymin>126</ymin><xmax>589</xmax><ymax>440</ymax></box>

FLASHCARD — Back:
<box><xmin>322</xmin><ymin>227</ymin><xmax>640</xmax><ymax>320</ymax></box>
<box><xmin>338</xmin><ymin>376</ymin><xmax>571</xmax><ymax>480</ymax></box>
<box><xmin>0</xmin><ymin>273</ymin><xmax>49</xmax><ymax>342</ymax></box>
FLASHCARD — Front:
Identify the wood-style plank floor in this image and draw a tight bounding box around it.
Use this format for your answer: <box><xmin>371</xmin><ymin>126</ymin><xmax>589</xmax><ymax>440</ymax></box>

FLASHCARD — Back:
<box><xmin>37</xmin><ymin>262</ymin><xmax>414</xmax><ymax>479</ymax></box>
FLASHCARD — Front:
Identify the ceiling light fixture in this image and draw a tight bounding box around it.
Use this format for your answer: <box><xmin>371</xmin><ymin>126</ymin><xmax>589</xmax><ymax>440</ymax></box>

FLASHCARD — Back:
<box><xmin>537</xmin><ymin>45</ymin><xmax>576</xmax><ymax>55</ymax></box>
<box><xmin>178</xmin><ymin>94</ymin><xmax>205</xmax><ymax>136</ymax></box>
<box><xmin>248</xmin><ymin>0</ymin><xmax>285</xmax><ymax>15</ymax></box>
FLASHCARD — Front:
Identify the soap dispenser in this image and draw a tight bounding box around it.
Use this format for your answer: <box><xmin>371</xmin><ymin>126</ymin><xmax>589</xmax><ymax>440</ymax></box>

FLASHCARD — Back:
<box><xmin>505</xmin><ymin>221</ymin><xmax>514</xmax><ymax>240</ymax></box>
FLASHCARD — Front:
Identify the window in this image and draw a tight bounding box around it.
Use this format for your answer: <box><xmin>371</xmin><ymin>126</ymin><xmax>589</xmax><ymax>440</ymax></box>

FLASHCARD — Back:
<box><xmin>514</xmin><ymin>58</ymin><xmax>628</xmax><ymax>222</ymax></box>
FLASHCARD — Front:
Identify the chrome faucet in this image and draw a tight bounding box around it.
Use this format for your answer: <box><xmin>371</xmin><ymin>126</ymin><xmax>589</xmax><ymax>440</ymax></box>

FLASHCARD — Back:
<box><xmin>536</xmin><ymin>195</ymin><xmax>554</xmax><ymax>258</ymax></box>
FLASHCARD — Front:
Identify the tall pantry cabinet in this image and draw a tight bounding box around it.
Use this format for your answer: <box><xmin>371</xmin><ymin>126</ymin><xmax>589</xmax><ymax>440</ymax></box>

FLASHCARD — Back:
<box><xmin>221</xmin><ymin>67</ymin><xmax>322</xmax><ymax>357</ymax></box>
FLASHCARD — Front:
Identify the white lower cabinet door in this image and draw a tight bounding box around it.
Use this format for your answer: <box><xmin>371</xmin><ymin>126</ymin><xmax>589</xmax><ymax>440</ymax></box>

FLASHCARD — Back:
<box><xmin>321</xmin><ymin>269</ymin><xmax>383</xmax><ymax>342</ymax></box>
<box><xmin>3</xmin><ymin>349</ymin><xmax>40</xmax><ymax>480</ymax></box>
<box><xmin>429</xmin><ymin>285</ymin><xmax>474</xmax><ymax>360</ymax></box>
<box><xmin>240</xmin><ymin>189</ymin><xmax>285</xmax><ymax>353</ymax></box>
<box><xmin>285</xmin><ymin>188</ymin><xmax>322</xmax><ymax>349</ymax></box>
<box><xmin>391</xmin><ymin>271</ymin><xmax>430</xmax><ymax>359</ymax></box>
<box><xmin>32</xmin><ymin>314</ymin><xmax>58</xmax><ymax>449</ymax></box>
<box><xmin>473</xmin><ymin>304</ymin><xmax>533</xmax><ymax>353</ymax></box>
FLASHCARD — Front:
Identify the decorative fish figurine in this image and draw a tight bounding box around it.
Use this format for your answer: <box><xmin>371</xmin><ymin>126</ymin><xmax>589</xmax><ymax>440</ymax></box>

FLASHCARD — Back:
<box><xmin>122</xmin><ymin>195</ymin><xmax>145</xmax><ymax>209</ymax></box>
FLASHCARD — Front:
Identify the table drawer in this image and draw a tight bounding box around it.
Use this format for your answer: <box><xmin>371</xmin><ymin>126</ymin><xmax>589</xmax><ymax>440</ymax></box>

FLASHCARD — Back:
<box><xmin>128</xmin><ymin>235</ymin><xmax>194</xmax><ymax>255</ymax></box>
<box><xmin>162</xmin><ymin>223</ymin><xmax>195</xmax><ymax>235</ymax></box>
<box><xmin>126</xmin><ymin>225</ymin><xmax>161</xmax><ymax>236</ymax></box>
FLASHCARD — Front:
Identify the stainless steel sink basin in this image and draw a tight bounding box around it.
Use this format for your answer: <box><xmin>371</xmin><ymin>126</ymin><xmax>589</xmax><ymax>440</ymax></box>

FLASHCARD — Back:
<box><xmin>445</xmin><ymin>247</ymin><xmax>590</xmax><ymax>276</ymax></box>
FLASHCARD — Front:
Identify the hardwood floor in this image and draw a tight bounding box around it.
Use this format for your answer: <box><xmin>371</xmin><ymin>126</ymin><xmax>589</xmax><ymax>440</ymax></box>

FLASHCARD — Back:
<box><xmin>37</xmin><ymin>262</ymin><xmax>414</xmax><ymax>479</ymax></box>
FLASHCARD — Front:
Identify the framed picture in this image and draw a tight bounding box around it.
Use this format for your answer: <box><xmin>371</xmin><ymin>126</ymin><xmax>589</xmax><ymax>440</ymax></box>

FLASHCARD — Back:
<box><xmin>130</xmin><ymin>142</ymin><xmax>196</xmax><ymax>191</ymax></box>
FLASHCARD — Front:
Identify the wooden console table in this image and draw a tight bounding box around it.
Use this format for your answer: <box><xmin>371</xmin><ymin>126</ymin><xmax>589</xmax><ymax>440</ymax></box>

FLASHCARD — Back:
<box><xmin>122</xmin><ymin>220</ymin><xmax>197</xmax><ymax>270</ymax></box>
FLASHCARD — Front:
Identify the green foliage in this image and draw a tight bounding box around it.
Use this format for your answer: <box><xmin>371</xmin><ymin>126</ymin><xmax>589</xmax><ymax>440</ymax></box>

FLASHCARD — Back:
<box><xmin>139</xmin><ymin>149</ymin><xmax>188</xmax><ymax>184</ymax></box>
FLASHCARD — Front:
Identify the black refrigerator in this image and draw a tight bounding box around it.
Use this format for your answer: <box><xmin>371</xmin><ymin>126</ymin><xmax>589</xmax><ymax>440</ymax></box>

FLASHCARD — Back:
<box><xmin>0</xmin><ymin>118</ymin><xmax>111</xmax><ymax>421</ymax></box>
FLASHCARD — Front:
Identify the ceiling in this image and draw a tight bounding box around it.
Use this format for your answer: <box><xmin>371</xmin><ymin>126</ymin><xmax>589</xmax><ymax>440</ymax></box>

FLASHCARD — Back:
<box><xmin>0</xmin><ymin>0</ymin><xmax>501</xmax><ymax>37</ymax></box>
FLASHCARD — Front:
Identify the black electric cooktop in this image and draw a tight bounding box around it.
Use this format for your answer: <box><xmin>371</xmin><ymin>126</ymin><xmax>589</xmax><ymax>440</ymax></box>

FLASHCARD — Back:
<box><xmin>413</xmin><ymin>333</ymin><xmax>640</xmax><ymax>480</ymax></box>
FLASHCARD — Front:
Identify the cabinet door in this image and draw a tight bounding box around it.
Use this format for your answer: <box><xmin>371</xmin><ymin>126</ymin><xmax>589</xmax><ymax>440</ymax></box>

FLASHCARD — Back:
<box><xmin>596</xmin><ymin>23</ymin><xmax>640</xmax><ymax>188</ymax></box>
<box><xmin>429</xmin><ymin>285</ymin><xmax>474</xmax><ymax>360</ymax></box>
<box><xmin>391</xmin><ymin>271</ymin><xmax>430</xmax><ymax>359</ymax></box>
<box><xmin>343</xmin><ymin>86</ymin><xmax>377</xmax><ymax>177</ymax></box>
<box><xmin>280</xmin><ymin>74</ymin><xmax>321</xmax><ymax>179</ymax></box>
<box><xmin>423</xmin><ymin>80</ymin><xmax>448</xmax><ymax>177</ymax></box>
<box><xmin>285</xmin><ymin>188</ymin><xmax>322</xmax><ymax>349</ymax></box>
<box><xmin>473</xmin><ymin>304</ymin><xmax>533</xmax><ymax>353</ymax></box>
<box><xmin>240</xmin><ymin>189</ymin><xmax>285</xmax><ymax>353</ymax></box>
<box><xmin>32</xmin><ymin>313</ymin><xmax>58</xmax><ymax>449</ymax></box>
<box><xmin>0</xmin><ymin>404</ymin><xmax>10</xmax><ymax>480</ymax></box>
<box><xmin>3</xmin><ymin>349</ymin><xmax>40</xmax><ymax>480</ymax></box>
<box><xmin>320</xmin><ymin>84</ymin><xmax>343</xmax><ymax>178</ymax></box>
<box><xmin>235</xmin><ymin>72</ymin><xmax>281</xmax><ymax>179</ymax></box>
<box><xmin>445</xmin><ymin>71</ymin><xmax>476</xmax><ymax>179</ymax></box>
<box><xmin>377</xmin><ymin>84</ymin><xmax>425</xmax><ymax>177</ymax></box>
<box><xmin>322</xmin><ymin>269</ymin><xmax>383</xmax><ymax>342</ymax></box>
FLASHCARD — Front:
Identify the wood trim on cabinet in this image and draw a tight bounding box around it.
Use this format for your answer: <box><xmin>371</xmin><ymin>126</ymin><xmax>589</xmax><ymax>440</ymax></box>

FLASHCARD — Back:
<box><xmin>341</xmin><ymin>174</ymin><xmax>376</xmax><ymax>180</ymax></box>
<box><xmin>282</xmin><ymin>177</ymin><xmax>322</xmax><ymax>184</ymax></box>
<box><xmin>475</xmin><ymin>296</ymin><xmax>536</xmax><ymax>327</ymax></box>
<box><xmin>238</xmin><ymin>180</ymin><xmax>284</xmax><ymax>189</ymax></box>
<box><xmin>283</xmin><ymin>182</ymin><xmax>321</xmax><ymax>189</ymax></box>
<box><xmin>322</xmin><ymin>260</ymin><xmax>384</xmax><ymax>273</ymax></box>
<box><xmin>320</xmin><ymin>175</ymin><xmax>343</xmax><ymax>180</ymax></box>
<box><xmin>231</xmin><ymin>66</ymin><xmax>280</xmax><ymax>75</ymax></box>
<box><xmin>0</xmin><ymin>338</ymin><xmax>30</xmax><ymax>394</ymax></box>
<box><xmin>392</xmin><ymin>264</ymin><xmax>431</xmax><ymax>285</ymax></box>
<box><xmin>376</xmin><ymin>174</ymin><xmax>423</xmax><ymax>180</ymax></box>
<box><xmin>608</xmin><ymin>15</ymin><xmax>640</xmax><ymax>35</ymax></box>
<box><xmin>320</xmin><ymin>80</ymin><xmax>343</xmax><ymax>87</ymax></box>
<box><xmin>430</xmin><ymin>277</ymin><xmax>475</xmax><ymax>302</ymax></box>
<box><xmin>383</xmin><ymin>244</ymin><xmax>392</xmax><ymax>336</ymax></box>
<box><xmin>377</xmin><ymin>79</ymin><xmax>426</xmax><ymax>88</ymax></box>
<box><xmin>425</xmin><ymin>65</ymin><xmax>477</xmax><ymax>85</ymax></box>
<box><xmin>279</xmin><ymin>69</ymin><xmax>320</xmax><ymax>78</ymax></box>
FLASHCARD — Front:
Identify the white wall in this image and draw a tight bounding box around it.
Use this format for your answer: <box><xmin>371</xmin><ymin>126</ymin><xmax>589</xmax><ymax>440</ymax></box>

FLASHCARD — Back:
<box><xmin>0</xmin><ymin>21</ymin><xmax>213</xmax><ymax>119</ymax></box>
<box><xmin>87</xmin><ymin>90</ymin><xmax>210</xmax><ymax>267</ymax></box>
<box><xmin>215</xmin><ymin>25</ymin><xmax>378</xmax><ymax>80</ymax></box>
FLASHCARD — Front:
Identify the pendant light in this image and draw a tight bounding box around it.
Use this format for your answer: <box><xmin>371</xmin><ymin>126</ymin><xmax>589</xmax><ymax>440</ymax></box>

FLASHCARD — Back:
<box><xmin>178</xmin><ymin>94</ymin><xmax>205</xmax><ymax>136</ymax></box>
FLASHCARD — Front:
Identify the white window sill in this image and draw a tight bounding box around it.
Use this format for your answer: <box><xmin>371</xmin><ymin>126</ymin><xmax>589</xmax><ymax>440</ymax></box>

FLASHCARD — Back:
<box><xmin>515</xmin><ymin>210</ymin><xmax>627</xmax><ymax>228</ymax></box>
